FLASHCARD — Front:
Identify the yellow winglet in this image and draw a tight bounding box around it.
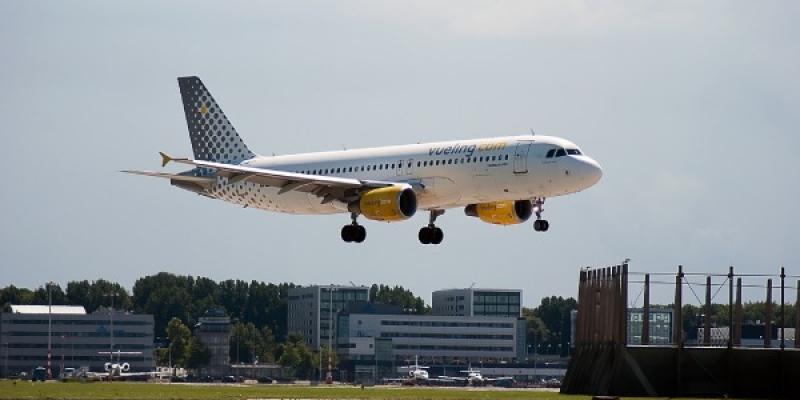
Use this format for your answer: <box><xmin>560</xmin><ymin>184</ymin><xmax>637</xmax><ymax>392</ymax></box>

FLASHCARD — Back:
<box><xmin>159</xmin><ymin>152</ymin><xmax>172</xmax><ymax>167</ymax></box>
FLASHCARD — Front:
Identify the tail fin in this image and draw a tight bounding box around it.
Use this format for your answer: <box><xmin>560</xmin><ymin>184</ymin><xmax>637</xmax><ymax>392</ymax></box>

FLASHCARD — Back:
<box><xmin>177</xmin><ymin>76</ymin><xmax>256</xmax><ymax>164</ymax></box>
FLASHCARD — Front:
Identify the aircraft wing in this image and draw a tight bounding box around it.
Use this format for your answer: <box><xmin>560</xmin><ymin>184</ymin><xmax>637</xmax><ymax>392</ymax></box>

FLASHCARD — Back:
<box><xmin>486</xmin><ymin>376</ymin><xmax>514</xmax><ymax>381</ymax></box>
<box><xmin>120</xmin><ymin>170</ymin><xmax>216</xmax><ymax>190</ymax></box>
<box><xmin>152</xmin><ymin>153</ymin><xmax>402</xmax><ymax>203</ymax></box>
<box><xmin>438</xmin><ymin>375</ymin><xmax>468</xmax><ymax>382</ymax></box>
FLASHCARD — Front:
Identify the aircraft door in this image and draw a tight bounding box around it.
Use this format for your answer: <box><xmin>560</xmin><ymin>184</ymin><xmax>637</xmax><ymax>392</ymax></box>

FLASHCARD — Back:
<box><xmin>513</xmin><ymin>142</ymin><xmax>531</xmax><ymax>173</ymax></box>
<box><xmin>396</xmin><ymin>160</ymin><xmax>405</xmax><ymax>176</ymax></box>
<box><xmin>404</xmin><ymin>159</ymin><xmax>414</xmax><ymax>175</ymax></box>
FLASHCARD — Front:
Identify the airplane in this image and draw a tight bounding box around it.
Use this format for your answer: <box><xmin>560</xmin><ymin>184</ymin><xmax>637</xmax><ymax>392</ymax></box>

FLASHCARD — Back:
<box><xmin>124</xmin><ymin>76</ymin><xmax>602</xmax><ymax>244</ymax></box>
<box><xmin>84</xmin><ymin>351</ymin><xmax>166</xmax><ymax>381</ymax></box>
<box><xmin>439</xmin><ymin>365</ymin><xmax>513</xmax><ymax>386</ymax></box>
<box><xmin>399</xmin><ymin>356</ymin><xmax>430</xmax><ymax>382</ymax></box>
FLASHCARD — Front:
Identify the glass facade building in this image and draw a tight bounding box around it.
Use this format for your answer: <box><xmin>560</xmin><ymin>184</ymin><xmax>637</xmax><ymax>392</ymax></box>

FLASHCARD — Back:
<box><xmin>432</xmin><ymin>288</ymin><xmax>522</xmax><ymax>318</ymax></box>
<box><xmin>287</xmin><ymin>285</ymin><xmax>369</xmax><ymax>350</ymax></box>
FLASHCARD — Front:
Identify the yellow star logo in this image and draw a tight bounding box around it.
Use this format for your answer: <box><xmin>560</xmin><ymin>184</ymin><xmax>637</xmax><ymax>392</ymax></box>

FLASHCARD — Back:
<box><xmin>199</xmin><ymin>104</ymin><xmax>208</xmax><ymax>115</ymax></box>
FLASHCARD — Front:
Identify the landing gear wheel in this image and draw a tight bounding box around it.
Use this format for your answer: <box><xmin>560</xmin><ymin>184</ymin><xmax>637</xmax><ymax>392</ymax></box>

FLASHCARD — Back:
<box><xmin>341</xmin><ymin>225</ymin><xmax>353</xmax><ymax>242</ymax></box>
<box><xmin>354</xmin><ymin>225</ymin><xmax>366</xmax><ymax>243</ymax></box>
<box><xmin>419</xmin><ymin>210</ymin><xmax>445</xmax><ymax>245</ymax></box>
<box><xmin>532</xmin><ymin>198</ymin><xmax>548</xmax><ymax>232</ymax></box>
<box><xmin>342</xmin><ymin>212</ymin><xmax>366</xmax><ymax>243</ymax></box>
<box><xmin>418</xmin><ymin>227</ymin><xmax>432</xmax><ymax>244</ymax></box>
<box><xmin>431</xmin><ymin>227</ymin><xmax>443</xmax><ymax>244</ymax></box>
<box><xmin>533</xmin><ymin>219</ymin><xmax>550</xmax><ymax>232</ymax></box>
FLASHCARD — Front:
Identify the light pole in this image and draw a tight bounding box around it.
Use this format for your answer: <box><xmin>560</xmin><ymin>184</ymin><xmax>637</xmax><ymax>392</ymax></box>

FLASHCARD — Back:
<box><xmin>3</xmin><ymin>342</ymin><xmax>8</xmax><ymax>379</ymax></box>
<box><xmin>326</xmin><ymin>285</ymin><xmax>336</xmax><ymax>384</ymax></box>
<box><xmin>46</xmin><ymin>282</ymin><xmax>55</xmax><ymax>380</ymax></box>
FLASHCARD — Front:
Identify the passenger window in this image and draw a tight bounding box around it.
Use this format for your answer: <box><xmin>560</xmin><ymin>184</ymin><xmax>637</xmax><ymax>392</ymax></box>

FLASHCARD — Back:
<box><xmin>505</xmin><ymin>154</ymin><xmax>509</xmax><ymax>160</ymax></box>
<box><xmin>378</xmin><ymin>164</ymin><xmax>382</xmax><ymax>170</ymax></box>
<box><xmin>367</xmin><ymin>166</ymin><xmax>371</xmax><ymax>171</ymax></box>
<box><xmin>491</xmin><ymin>156</ymin><xmax>496</xmax><ymax>161</ymax></box>
<box><xmin>435</xmin><ymin>160</ymin><xmax>440</xmax><ymax>166</ymax></box>
<box><xmin>391</xmin><ymin>164</ymin><xmax>395</xmax><ymax>169</ymax></box>
<box><xmin>556</xmin><ymin>149</ymin><xmax>566</xmax><ymax>157</ymax></box>
<box><xmin>448</xmin><ymin>159</ymin><xmax>452</xmax><ymax>165</ymax></box>
<box><xmin>546</xmin><ymin>149</ymin><xmax>555</xmax><ymax>158</ymax></box>
<box><xmin>417</xmin><ymin>161</ymin><xmax>421</xmax><ymax>167</ymax></box>
<box><xmin>336</xmin><ymin>168</ymin><xmax>341</xmax><ymax>173</ymax></box>
<box><xmin>479</xmin><ymin>157</ymin><xmax>483</xmax><ymax>162</ymax></box>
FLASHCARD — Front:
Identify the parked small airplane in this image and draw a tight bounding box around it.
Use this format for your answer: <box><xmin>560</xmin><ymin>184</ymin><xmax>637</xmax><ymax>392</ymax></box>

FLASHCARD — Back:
<box><xmin>439</xmin><ymin>365</ymin><xmax>513</xmax><ymax>386</ymax></box>
<box><xmin>85</xmin><ymin>351</ymin><xmax>166</xmax><ymax>380</ymax></box>
<box><xmin>399</xmin><ymin>356</ymin><xmax>430</xmax><ymax>382</ymax></box>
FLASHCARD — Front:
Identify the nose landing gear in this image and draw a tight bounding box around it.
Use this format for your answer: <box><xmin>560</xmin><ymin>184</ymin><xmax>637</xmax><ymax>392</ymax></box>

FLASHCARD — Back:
<box><xmin>419</xmin><ymin>209</ymin><xmax>445</xmax><ymax>245</ymax></box>
<box><xmin>532</xmin><ymin>198</ymin><xmax>549</xmax><ymax>232</ymax></box>
<box><xmin>341</xmin><ymin>212</ymin><xmax>366</xmax><ymax>243</ymax></box>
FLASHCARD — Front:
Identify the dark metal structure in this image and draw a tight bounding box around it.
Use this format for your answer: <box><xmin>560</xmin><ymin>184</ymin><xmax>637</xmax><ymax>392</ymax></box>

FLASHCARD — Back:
<box><xmin>561</xmin><ymin>264</ymin><xmax>800</xmax><ymax>398</ymax></box>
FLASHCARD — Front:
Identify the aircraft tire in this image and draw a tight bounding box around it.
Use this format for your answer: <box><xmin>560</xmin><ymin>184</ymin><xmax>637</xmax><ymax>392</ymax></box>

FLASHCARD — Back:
<box><xmin>418</xmin><ymin>227</ymin><xmax>432</xmax><ymax>244</ymax></box>
<box><xmin>432</xmin><ymin>228</ymin><xmax>444</xmax><ymax>244</ymax></box>
<box><xmin>341</xmin><ymin>225</ymin><xmax>353</xmax><ymax>242</ymax></box>
<box><xmin>354</xmin><ymin>225</ymin><xmax>366</xmax><ymax>243</ymax></box>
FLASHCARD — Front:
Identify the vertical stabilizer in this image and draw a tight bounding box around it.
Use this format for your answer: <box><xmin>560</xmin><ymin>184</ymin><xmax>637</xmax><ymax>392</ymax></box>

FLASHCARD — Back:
<box><xmin>177</xmin><ymin>76</ymin><xmax>255</xmax><ymax>164</ymax></box>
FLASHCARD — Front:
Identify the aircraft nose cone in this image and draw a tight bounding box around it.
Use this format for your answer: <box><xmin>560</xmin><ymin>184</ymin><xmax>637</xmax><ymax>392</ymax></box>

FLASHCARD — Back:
<box><xmin>583</xmin><ymin>157</ymin><xmax>603</xmax><ymax>186</ymax></box>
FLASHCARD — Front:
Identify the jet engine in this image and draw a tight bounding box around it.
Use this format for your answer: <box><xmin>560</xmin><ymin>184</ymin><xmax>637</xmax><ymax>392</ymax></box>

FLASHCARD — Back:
<box><xmin>351</xmin><ymin>186</ymin><xmax>417</xmax><ymax>222</ymax></box>
<box><xmin>104</xmin><ymin>362</ymin><xmax>113</xmax><ymax>372</ymax></box>
<box><xmin>121</xmin><ymin>363</ymin><xmax>130</xmax><ymax>372</ymax></box>
<box><xmin>464</xmin><ymin>200</ymin><xmax>532</xmax><ymax>225</ymax></box>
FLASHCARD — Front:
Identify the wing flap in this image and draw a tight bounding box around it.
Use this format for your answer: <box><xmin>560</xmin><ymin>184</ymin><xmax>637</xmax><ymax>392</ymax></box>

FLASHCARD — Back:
<box><xmin>121</xmin><ymin>170</ymin><xmax>214</xmax><ymax>185</ymax></box>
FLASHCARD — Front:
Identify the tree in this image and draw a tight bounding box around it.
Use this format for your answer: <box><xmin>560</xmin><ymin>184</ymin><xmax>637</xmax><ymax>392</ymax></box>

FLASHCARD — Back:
<box><xmin>277</xmin><ymin>334</ymin><xmax>315</xmax><ymax>379</ymax></box>
<box><xmin>185</xmin><ymin>337</ymin><xmax>211</xmax><ymax>369</ymax></box>
<box><xmin>166</xmin><ymin>317</ymin><xmax>192</xmax><ymax>367</ymax></box>
<box><xmin>532</xmin><ymin>296</ymin><xmax>577</xmax><ymax>356</ymax></box>
<box><xmin>369</xmin><ymin>284</ymin><xmax>429</xmax><ymax>314</ymax></box>
<box><xmin>522</xmin><ymin>307</ymin><xmax>548</xmax><ymax>356</ymax></box>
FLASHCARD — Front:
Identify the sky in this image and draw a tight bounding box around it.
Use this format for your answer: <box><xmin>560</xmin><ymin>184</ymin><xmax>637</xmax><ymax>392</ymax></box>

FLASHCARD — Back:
<box><xmin>1</xmin><ymin>1</ymin><xmax>798</xmax><ymax>307</ymax></box>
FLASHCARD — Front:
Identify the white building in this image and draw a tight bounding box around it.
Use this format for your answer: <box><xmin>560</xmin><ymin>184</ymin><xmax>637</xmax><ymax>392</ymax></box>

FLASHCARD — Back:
<box><xmin>337</xmin><ymin>310</ymin><xmax>527</xmax><ymax>364</ymax></box>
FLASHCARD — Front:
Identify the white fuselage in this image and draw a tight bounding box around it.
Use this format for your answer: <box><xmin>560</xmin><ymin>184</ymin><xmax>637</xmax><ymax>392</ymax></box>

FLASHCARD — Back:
<box><xmin>198</xmin><ymin>135</ymin><xmax>602</xmax><ymax>215</ymax></box>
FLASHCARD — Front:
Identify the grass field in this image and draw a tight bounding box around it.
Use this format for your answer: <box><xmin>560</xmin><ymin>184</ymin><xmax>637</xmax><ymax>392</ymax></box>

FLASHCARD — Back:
<box><xmin>0</xmin><ymin>381</ymin><xmax>730</xmax><ymax>400</ymax></box>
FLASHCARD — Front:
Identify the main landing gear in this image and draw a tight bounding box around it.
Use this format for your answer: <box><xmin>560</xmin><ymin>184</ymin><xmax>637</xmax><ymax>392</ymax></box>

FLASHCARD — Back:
<box><xmin>341</xmin><ymin>212</ymin><xmax>366</xmax><ymax>243</ymax></box>
<box><xmin>419</xmin><ymin>210</ymin><xmax>445</xmax><ymax>245</ymax></box>
<box><xmin>532</xmin><ymin>198</ymin><xmax>549</xmax><ymax>232</ymax></box>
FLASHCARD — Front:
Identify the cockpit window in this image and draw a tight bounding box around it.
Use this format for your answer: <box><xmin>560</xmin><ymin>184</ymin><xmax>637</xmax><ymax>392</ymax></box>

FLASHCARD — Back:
<box><xmin>546</xmin><ymin>149</ymin><xmax>555</xmax><ymax>158</ymax></box>
<box><xmin>555</xmin><ymin>149</ymin><xmax>566</xmax><ymax>157</ymax></box>
<box><xmin>566</xmin><ymin>149</ymin><xmax>581</xmax><ymax>155</ymax></box>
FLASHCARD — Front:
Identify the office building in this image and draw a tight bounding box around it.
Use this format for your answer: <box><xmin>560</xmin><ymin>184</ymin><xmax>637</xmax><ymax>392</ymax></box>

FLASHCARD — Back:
<box><xmin>1</xmin><ymin>305</ymin><xmax>154</xmax><ymax>378</ymax></box>
<box><xmin>432</xmin><ymin>288</ymin><xmax>522</xmax><ymax>318</ymax></box>
<box><xmin>337</xmin><ymin>309</ymin><xmax>527</xmax><ymax>364</ymax></box>
<box><xmin>627</xmin><ymin>307</ymin><xmax>673</xmax><ymax>345</ymax></box>
<box><xmin>287</xmin><ymin>285</ymin><xmax>369</xmax><ymax>350</ymax></box>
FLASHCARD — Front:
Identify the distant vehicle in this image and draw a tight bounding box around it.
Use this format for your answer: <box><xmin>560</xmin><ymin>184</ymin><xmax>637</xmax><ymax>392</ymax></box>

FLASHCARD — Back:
<box><xmin>125</xmin><ymin>77</ymin><xmax>603</xmax><ymax>244</ymax></box>
<box><xmin>31</xmin><ymin>367</ymin><xmax>47</xmax><ymax>382</ymax></box>
<box><xmin>222</xmin><ymin>375</ymin><xmax>237</xmax><ymax>383</ymax></box>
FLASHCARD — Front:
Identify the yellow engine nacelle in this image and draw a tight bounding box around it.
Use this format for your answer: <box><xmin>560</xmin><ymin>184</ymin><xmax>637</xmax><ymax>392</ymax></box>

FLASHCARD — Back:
<box><xmin>353</xmin><ymin>186</ymin><xmax>417</xmax><ymax>222</ymax></box>
<box><xmin>464</xmin><ymin>200</ymin><xmax>533</xmax><ymax>225</ymax></box>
